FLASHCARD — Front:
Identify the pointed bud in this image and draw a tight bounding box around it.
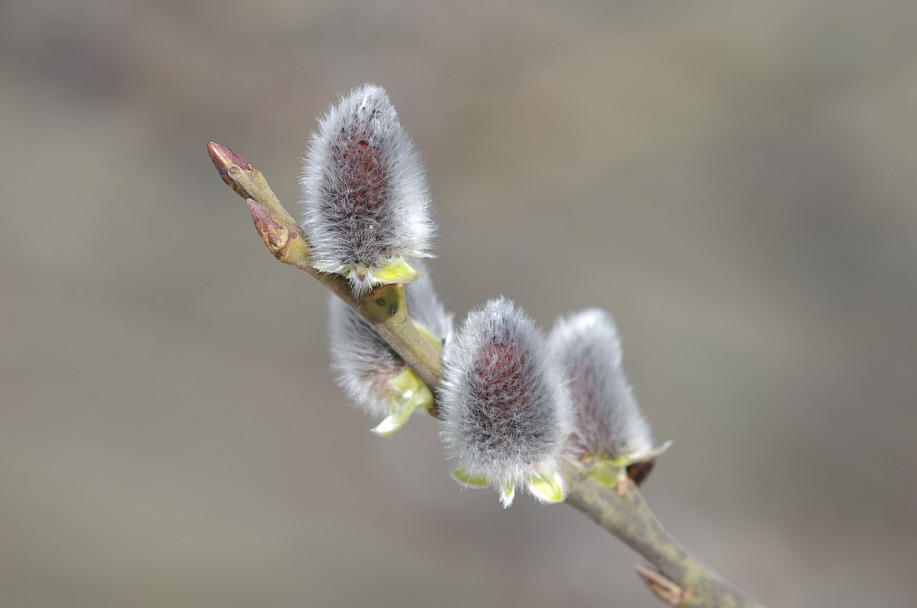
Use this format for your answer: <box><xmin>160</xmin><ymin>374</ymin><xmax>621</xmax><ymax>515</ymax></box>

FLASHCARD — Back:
<box><xmin>248</xmin><ymin>199</ymin><xmax>292</xmax><ymax>259</ymax></box>
<box><xmin>328</xmin><ymin>260</ymin><xmax>452</xmax><ymax>434</ymax></box>
<box><xmin>207</xmin><ymin>142</ymin><xmax>253</xmax><ymax>195</ymax></box>
<box><xmin>549</xmin><ymin>309</ymin><xmax>670</xmax><ymax>482</ymax></box>
<box><xmin>301</xmin><ymin>84</ymin><xmax>434</xmax><ymax>296</ymax></box>
<box><xmin>440</xmin><ymin>298</ymin><xmax>573</xmax><ymax>507</ymax></box>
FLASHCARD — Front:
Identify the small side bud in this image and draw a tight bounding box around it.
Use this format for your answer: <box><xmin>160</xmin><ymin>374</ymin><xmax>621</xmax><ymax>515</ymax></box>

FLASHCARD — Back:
<box><xmin>328</xmin><ymin>260</ymin><xmax>452</xmax><ymax>435</ymax></box>
<box><xmin>440</xmin><ymin>298</ymin><xmax>573</xmax><ymax>507</ymax></box>
<box><xmin>248</xmin><ymin>199</ymin><xmax>290</xmax><ymax>258</ymax></box>
<box><xmin>549</xmin><ymin>309</ymin><xmax>670</xmax><ymax>487</ymax></box>
<box><xmin>301</xmin><ymin>84</ymin><xmax>434</xmax><ymax>297</ymax></box>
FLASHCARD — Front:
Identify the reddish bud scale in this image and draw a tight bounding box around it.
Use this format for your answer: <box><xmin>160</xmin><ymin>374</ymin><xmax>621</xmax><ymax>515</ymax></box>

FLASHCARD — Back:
<box><xmin>207</xmin><ymin>142</ymin><xmax>253</xmax><ymax>195</ymax></box>
<box><xmin>248</xmin><ymin>199</ymin><xmax>291</xmax><ymax>259</ymax></box>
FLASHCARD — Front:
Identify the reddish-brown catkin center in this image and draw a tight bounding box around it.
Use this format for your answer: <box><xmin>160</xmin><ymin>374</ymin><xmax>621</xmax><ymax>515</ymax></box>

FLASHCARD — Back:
<box><xmin>328</xmin><ymin>110</ymin><xmax>392</xmax><ymax>253</ymax></box>
<box><xmin>468</xmin><ymin>336</ymin><xmax>544</xmax><ymax>463</ymax></box>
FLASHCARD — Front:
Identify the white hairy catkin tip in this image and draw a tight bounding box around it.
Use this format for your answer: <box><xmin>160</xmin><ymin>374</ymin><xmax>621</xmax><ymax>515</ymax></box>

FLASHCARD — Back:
<box><xmin>440</xmin><ymin>298</ymin><xmax>574</xmax><ymax>487</ymax></box>
<box><xmin>548</xmin><ymin>309</ymin><xmax>654</xmax><ymax>461</ymax></box>
<box><xmin>301</xmin><ymin>83</ymin><xmax>434</xmax><ymax>296</ymax></box>
<box><xmin>327</xmin><ymin>259</ymin><xmax>451</xmax><ymax>417</ymax></box>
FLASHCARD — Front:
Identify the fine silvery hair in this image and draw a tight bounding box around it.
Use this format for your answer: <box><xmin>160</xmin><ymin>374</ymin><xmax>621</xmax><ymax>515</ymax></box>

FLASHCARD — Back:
<box><xmin>327</xmin><ymin>259</ymin><xmax>452</xmax><ymax>417</ymax></box>
<box><xmin>301</xmin><ymin>83</ymin><xmax>434</xmax><ymax>295</ymax></box>
<box><xmin>549</xmin><ymin>308</ymin><xmax>653</xmax><ymax>460</ymax></box>
<box><xmin>439</xmin><ymin>298</ymin><xmax>574</xmax><ymax>485</ymax></box>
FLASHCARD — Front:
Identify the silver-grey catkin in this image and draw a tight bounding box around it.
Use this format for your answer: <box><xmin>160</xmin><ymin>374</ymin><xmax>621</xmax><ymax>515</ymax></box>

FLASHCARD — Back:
<box><xmin>548</xmin><ymin>308</ymin><xmax>653</xmax><ymax>460</ymax></box>
<box><xmin>327</xmin><ymin>259</ymin><xmax>451</xmax><ymax>417</ymax></box>
<box><xmin>301</xmin><ymin>83</ymin><xmax>434</xmax><ymax>295</ymax></box>
<box><xmin>439</xmin><ymin>298</ymin><xmax>574</xmax><ymax>486</ymax></box>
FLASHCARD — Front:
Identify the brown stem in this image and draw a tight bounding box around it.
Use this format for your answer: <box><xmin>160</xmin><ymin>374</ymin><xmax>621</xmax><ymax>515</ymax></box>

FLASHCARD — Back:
<box><xmin>564</xmin><ymin>465</ymin><xmax>764</xmax><ymax>608</ymax></box>
<box><xmin>206</xmin><ymin>142</ymin><xmax>442</xmax><ymax>390</ymax></box>
<box><xmin>206</xmin><ymin>140</ymin><xmax>765</xmax><ymax>608</ymax></box>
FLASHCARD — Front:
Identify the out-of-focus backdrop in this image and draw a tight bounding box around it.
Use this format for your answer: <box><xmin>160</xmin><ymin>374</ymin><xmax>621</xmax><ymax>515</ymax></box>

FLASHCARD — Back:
<box><xmin>2</xmin><ymin>1</ymin><xmax>916</xmax><ymax>606</ymax></box>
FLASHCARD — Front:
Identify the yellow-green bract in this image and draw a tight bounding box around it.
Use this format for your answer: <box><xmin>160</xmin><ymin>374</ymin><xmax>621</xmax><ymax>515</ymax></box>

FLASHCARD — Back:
<box><xmin>327</xmin><ymin>259</ymin><xmax>452</xmax><ymax>435</ymax></box>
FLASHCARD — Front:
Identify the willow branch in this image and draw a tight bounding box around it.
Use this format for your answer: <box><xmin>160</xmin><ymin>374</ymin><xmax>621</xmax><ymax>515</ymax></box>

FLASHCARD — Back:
<box><xmin>565</xmin><ymin>465</ymin><xmax>764</xmax><ymax>607</ymax></box>
<box><xmin>206</xmin><ymin>142</ymin><xmax>442</xmax><ymax>391</ymax></box>
<box><xmin>206</xmin><ymin>141</ymin><xmax>765</xmax><ymax>608</ymax></box>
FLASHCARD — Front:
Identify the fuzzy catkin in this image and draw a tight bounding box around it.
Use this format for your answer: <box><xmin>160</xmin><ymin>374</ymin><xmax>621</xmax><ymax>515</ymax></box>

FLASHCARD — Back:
<box><xmin>402</xmin><ymin>259</ymin><xmax>453</xmax><ymax>346</ymax></box>
<box><xmin>440</xmin><ymin>298</ymin><xmax>574</xmax><ymax>486</ymax></box>
<box><xmin>549</xmin><ymin>309</ymin><xmax>653</xmax><ymax>460</ymax></box>
<box><xmin>327</xmin><ymin>259</ymin><xmax>451</xmax><ymax>417</ymax></box>
<box><xmin>301</xmin><ymin>84</ymin><xmax>433</xmax><ymax>295</ymax></box>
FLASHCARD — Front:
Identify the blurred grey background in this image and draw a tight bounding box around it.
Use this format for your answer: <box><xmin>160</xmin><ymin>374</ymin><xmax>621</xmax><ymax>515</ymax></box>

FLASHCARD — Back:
<box><xmin>2</xmin><ymin>0</ymin><xmax>916</xmax><ymax>606</ymax></box>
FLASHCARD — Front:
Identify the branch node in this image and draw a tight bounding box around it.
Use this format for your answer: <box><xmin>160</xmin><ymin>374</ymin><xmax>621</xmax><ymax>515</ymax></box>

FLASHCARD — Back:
<box><xmin>635</xmin><ymin>563</ymin><xmax>690</xmax><ymax>607</ymax></box>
